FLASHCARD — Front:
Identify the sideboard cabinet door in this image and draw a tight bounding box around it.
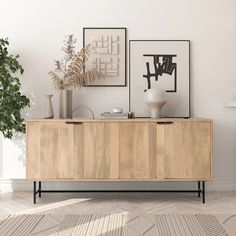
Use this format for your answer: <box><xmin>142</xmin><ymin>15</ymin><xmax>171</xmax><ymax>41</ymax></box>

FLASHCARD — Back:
<box><xmin>80</xmin><ymin>122</ymin><xmax>120</xmax><ymax>179</ymax></box>
<box><xmin>27</xmin><ymin>121</ymin><xmax>75</xmax><ymax>179</ymax></box>
<box><xmin>119</xmin><ymin>123</ymin><xmax>157</xmax><ymax>179</ymax></box>
<box><xmin>80</xmin><ymin>122</ymin><xmax>158</xmax><ymax>180</ymax></box>
<box><xmin>159</xmin><ymin>121</ymin><xmax>212</xmax><ymax>180</ymax></box>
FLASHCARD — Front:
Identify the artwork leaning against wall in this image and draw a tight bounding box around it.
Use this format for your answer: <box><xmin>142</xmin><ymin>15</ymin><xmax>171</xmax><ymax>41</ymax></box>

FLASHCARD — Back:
<box><xmin>83</xmin><ymin>28</ymin><xmax>127</xmax><ymax>87</ymax></box>
<box><xmin>129</xmin><ymin>40</ymin><xmax>190</xmax><ymax>118</ymax></box>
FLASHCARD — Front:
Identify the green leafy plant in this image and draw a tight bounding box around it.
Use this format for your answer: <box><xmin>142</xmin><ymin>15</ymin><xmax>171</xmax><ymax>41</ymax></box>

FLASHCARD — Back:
<box><xmin>0</xmin><ymin>38</ymin><xmax>30</xmax><ymax>139</ymax></box>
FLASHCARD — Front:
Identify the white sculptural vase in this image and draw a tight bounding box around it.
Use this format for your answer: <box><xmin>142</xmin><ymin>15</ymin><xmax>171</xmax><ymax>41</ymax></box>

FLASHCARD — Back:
<box><xmin>144</xmin><ymin>89</ymin><xmax>167</xmax><ymax>118</ymax></box>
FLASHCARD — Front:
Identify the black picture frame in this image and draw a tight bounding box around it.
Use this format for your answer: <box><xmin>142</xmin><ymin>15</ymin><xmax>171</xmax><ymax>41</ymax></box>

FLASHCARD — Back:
<box><xmin>129</xmin><ymin>40</ymin><xmax>190</xmax><ymax>118</ymax></box>
<box><xmin>83</xmin><ymin>27</ymin><xmax>127</xmax><ymax>87</ymax></box>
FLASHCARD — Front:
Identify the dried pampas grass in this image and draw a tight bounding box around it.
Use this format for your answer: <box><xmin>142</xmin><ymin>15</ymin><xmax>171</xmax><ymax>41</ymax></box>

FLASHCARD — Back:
<box><xmin>49</xmin><ymin>35</ymin><xmax>102</xmax><ymax>90</ymax></box>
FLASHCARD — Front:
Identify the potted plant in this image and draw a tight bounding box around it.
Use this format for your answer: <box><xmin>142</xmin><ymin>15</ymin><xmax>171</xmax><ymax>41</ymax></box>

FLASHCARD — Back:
<box><xmin>0</xmin><ymin>38</ymin><xmax>30</xmax><ymax>139</ymax></box>
<box><xmin>49</xmin><ymin>35</ymin><xmax>102</xmax><ymax>118</ymax></box>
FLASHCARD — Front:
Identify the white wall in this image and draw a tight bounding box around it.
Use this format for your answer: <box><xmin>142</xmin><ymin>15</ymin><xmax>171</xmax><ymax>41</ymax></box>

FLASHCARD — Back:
<box><xmin>1</xmin><ymin>0</ymin><xmax>236</xmax><ymax>191</ymax></box>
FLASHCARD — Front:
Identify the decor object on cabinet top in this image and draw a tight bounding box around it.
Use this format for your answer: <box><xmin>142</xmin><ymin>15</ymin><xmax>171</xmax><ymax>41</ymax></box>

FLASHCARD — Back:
<box><xmin>129</xmin><ymin>40</ymin><xmax>190</xmax><ymax>118</ymax></box>
<box><xmin>101</xmin><ymin>107</ymin><xmax>127</xmax><ymax>119</ymax></box>
<box><xmin>0</xmin><ymin>38</ymin><xmax>30</xmax><ymax>139</ymax></box>
<box><xmin>83</xmin><ymin>27</ymin><xmax>127</xmax><ymax>87</ymax></box>
<box><xmin>101</xmin><ymin>111</ymin><xmax>128</xmax><ymax>119</ymax></box>
<box><xmin>72</xmin><ymin>106</ymin><xmax>94</xmax><ymax>119</ymax></box>
<box><xmin>144</xmin><ymin>89</ymin><xmax>167</xmax><ymax>118</ymax></box>
<box><xmin>44</xmin><ymin>95</ymin><xmax>54</xmax><ymax>119</ymax></box>
<box><xmin>112</xmin><ymin>107</ymin><xmax>123</xmax><ymax>113</ymax></box>
<box><xmin>59</xmin><ymin>90</ymin><xmax>72</xmax><ymax>118</ymax></box>
<box><xmin>48</xmin><ymin>34</ymin><xmax>102</xmax><ymax>118</ymax></box>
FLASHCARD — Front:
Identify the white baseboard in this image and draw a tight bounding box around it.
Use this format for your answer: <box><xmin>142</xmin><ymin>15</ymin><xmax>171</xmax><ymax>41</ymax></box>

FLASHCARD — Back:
<box><xmin>1</xmin><ymin>178</ymin><xmax>236</xmax><ymax>193</ymax></box>
<box><xmin>206</xmin><ymin>177</ymin><xmax>236</xmax><ymax>191</ymax></box>
<box><xmin>0</xmin><ymin>179</ymin><xmax>31</xmax><ymax>193</ymax></box>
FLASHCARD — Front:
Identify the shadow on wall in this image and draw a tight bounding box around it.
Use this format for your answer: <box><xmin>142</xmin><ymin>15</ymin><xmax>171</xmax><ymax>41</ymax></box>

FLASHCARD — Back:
<box><xmin>11</xmin><ymin>133</ymin><xmax>26</xmax><ymax>167</ymax></box>
<box><xmin>0</xmin><ymin>134</ymin><xmax>3</xmax><ymax>178</ymax></box>
<box><xmin>7</xmin><ymin>92</ymin><xmax>36</xmax><ymax>168</ymax></box>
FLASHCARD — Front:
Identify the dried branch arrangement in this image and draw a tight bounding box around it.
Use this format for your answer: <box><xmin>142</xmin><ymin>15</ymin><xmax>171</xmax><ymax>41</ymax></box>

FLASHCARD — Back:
<box><xmin>49</xmin><ymin>35</ymin><xmax>102</xmax><ymax>90</ymax></box>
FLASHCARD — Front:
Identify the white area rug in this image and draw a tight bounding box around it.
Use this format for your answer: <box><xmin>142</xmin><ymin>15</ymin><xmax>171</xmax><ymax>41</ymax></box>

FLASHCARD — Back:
<box><xmin>0</xmin><ymin>214</ymin><xmax>235</xmax><ymax>236</ymax></box>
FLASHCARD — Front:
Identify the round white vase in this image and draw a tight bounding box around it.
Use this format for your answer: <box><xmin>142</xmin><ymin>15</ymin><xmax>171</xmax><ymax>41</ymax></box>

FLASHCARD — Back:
<box><xmin>144</xmin><ymin>89</ymin><xmax>167</xmax><ymax>118</ymax></box>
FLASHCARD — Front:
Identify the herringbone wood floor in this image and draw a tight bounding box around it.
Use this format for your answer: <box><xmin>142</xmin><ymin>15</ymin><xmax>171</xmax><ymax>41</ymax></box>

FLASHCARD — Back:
<box><xmin>1</xmin><ymin>191</ymin><xmax>236</xmax><ymax>215</ymax></box>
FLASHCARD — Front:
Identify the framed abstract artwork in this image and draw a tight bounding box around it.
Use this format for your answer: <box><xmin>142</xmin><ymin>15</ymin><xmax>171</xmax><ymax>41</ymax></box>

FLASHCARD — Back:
<box><xmin>129</xmin><ymin>40</ymin><xmax>190</xmax><ymax>118</ymax></box>
<box><xmin>83</xmin><ymin>27</ymin><xmax>127</xmax><ymax>87</ymax></box>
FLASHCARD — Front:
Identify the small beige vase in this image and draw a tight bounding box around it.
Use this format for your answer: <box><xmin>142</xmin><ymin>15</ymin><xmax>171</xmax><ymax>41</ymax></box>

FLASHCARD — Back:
<box><xmin>59</xmin><ymin>90</ymin><xmax>72</xmax><ymax>119</ymax></box>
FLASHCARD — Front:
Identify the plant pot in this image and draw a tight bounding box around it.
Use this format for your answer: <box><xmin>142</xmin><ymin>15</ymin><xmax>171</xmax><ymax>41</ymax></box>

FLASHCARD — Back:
<box><xmin>59</xmin><ymin>90</ymin><xmax>72</xmax><ymax>119</ymax></box>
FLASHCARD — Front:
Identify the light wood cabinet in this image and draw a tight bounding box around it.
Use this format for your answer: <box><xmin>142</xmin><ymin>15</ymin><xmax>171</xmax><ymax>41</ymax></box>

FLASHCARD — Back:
<box><xmin>26</xmin><ymin>118</ymin><xmax>212</xmax><ymax>181</ymax></box>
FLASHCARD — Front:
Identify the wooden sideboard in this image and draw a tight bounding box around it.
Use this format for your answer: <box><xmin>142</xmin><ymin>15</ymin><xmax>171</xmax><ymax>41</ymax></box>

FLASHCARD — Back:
<box><xmin>26</xmin><ymin>118</ymin><xmax>212</xmax><ymax>203</ymax></box>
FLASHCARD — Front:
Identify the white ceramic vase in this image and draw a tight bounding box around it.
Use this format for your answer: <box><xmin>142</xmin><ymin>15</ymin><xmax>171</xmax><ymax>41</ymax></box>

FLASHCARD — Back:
<box><xmin>44</xmin><ymin>95</ymin><xmax>54</xmax><ymax>119</ymax></box>
<box><xmin>144</xmin><ymin>89</ymin><xmax>167</xmax><ymax>118</ymax></box>
<box><xmin>59</xmin><ymin>90</ymin><xmax>72</xmax><ymax>119</ymax></box>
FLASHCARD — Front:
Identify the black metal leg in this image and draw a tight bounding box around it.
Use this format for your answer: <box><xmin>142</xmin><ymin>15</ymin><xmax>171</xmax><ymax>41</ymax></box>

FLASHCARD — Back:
<box><xmin>202</xmin><ymin>181</ymin><xmax>205</xmax><ymax>204</ymax></box>
<box><xmin>39</xmin><ymin>181</ymin><xmax>41</xmax><ymax>198</ymax></box>
<box><xmin>198</xmin><ymin>181</ymin><xmax>201</xmax><ymax>197</ymax></box>
<box><xmin>33</xmin><ymin>181</ymin><xmax>37</xmax><ymax>204</ymax></box>
<box><xmin>32</xmin><ymin>181</ymin><xmax>206</xmax><ymax>204</ymax></box>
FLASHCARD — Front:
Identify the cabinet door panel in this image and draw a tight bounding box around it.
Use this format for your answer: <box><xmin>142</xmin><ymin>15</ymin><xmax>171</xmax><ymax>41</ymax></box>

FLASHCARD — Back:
<box><xmin>163</xmin><ymin>121</ymin><xmax>212</xmax><ymax>179</ymax></box>
<box><xmin>40</xmin><ymin>123</ymin><xmax>74</xmax><ymax>179</ymax></box>
<box><xmin>119</xmin><ymin>123</ymin><xmax>157</xmax><ymax>179</ymax></box>
<box><xmin>27</xmin><ymin>122</ymin><xmax>74</xmax><ymax>179</ymax></box>
<box><xmin>26</xmin><ymin>122</ymin><xmax>40</xmax><ymax>179</ymax></box>
<box><xmin>82</xmin><ymin>122</ymin><xmax>119</xmax><ymax>179</ymax></box>
<box><xmin>83</xmin><ymin>123</ymin><xmax>101</xmax><ymax>178</ymax></box>
<box><xmin>104</xmin><ymin>123</ymin><xmax>120</xmax><ymax>178</ymax></box>
<box><xmin>73</xmin><ymin>123</ymin><xmax>84</xmax><ymax>179</ymax></box>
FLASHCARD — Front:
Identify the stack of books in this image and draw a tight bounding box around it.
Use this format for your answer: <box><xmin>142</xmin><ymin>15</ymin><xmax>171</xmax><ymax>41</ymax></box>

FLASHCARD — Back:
<box><xmin>101</xmin><ymin>112</ymin><xmax>128</xmax><ymax>119</ymax></box>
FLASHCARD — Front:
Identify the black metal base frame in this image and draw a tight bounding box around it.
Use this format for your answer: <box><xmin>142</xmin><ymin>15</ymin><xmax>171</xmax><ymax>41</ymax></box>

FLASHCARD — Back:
<box><xmin>33</xmin><ymin>181</ymin><xmax>206</xmax><ymax>204</ymax></box>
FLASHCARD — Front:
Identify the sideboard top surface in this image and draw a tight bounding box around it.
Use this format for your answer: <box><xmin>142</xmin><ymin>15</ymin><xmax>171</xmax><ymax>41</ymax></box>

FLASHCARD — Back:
<box><xmin>26</xmin><ymin>118</ymin><xmax>212</xmax><ymax>123</ymax></box>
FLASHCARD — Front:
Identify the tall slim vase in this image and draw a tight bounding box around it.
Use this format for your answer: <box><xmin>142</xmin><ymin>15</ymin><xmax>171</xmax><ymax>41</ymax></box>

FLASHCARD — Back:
<box><xmin>59</xmin><ymin>90</ymin><xmax>72</xmax><ymax>119</ymax></box>
<box><xmin>44</xmin><ymin>95</ymin><xmax>54</xmax><ymax>119</ymax></box>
